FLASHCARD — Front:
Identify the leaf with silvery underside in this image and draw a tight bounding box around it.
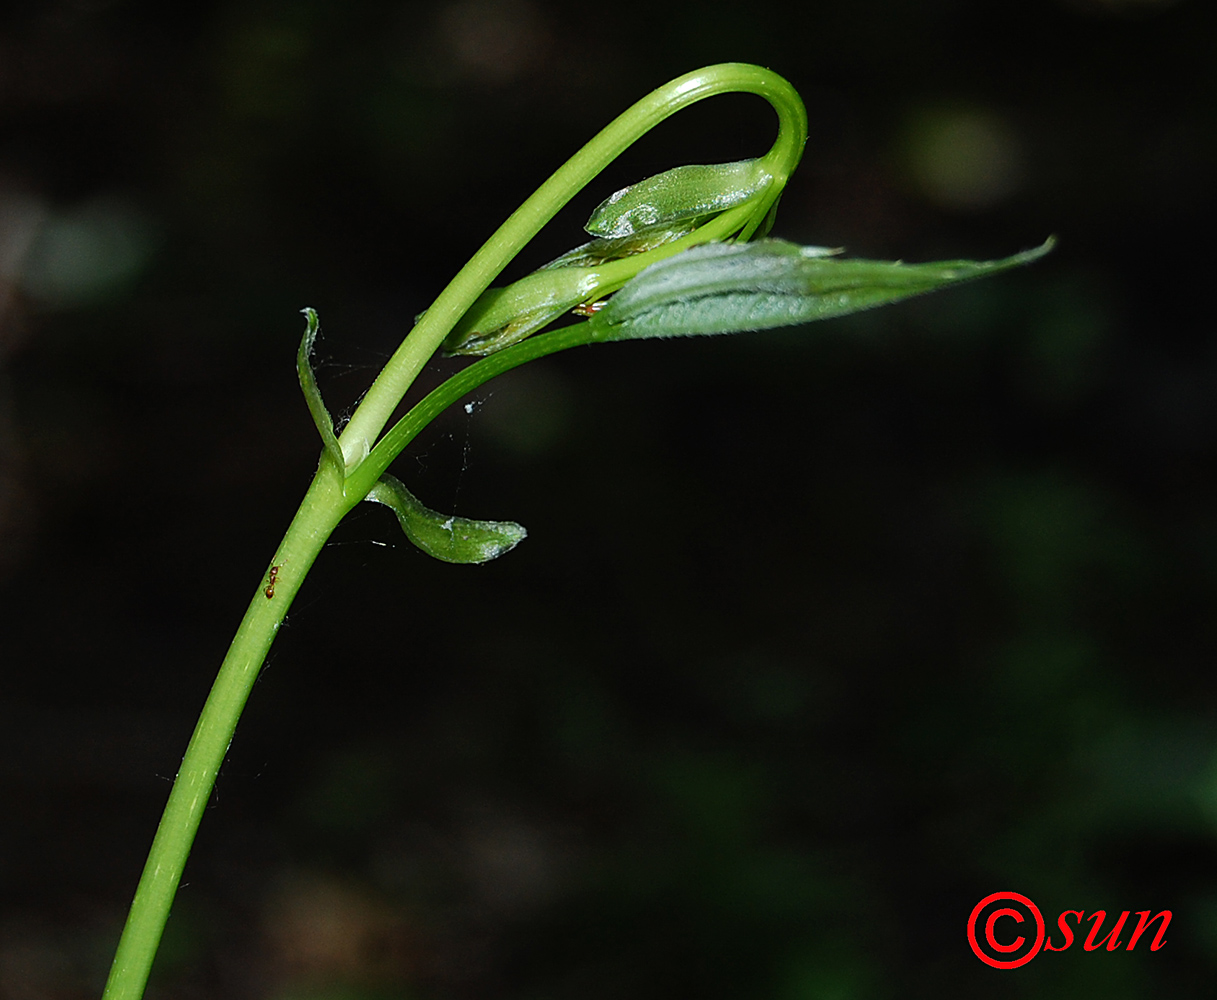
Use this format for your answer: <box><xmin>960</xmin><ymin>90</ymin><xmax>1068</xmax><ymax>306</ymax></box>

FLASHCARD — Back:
<box><xmin>586</xmin><ymin>159</ymin><xmax>771</xmax><ymax>238</ymax></box>
<box><xmin>586</xmin><ymin>237</ymin><xmax>1055</xmax><ymax>342</ymax></box>
<box><xmin>296</xmin><ymin>307</ymin><xmax>345</xmax><ymax>472</ymax></box>
<box><xmin>365</xmin><ymin>474</ymin><xmax>526</xmax><ymax>564</ymax></box>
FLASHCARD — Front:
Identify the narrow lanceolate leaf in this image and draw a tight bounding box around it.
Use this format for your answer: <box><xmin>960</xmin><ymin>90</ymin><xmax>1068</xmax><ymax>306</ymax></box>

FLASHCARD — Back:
<box><xmin>365</xmin><ymin>474</ymin><xmax>526</xmax><ymax>564</ymax></box>
<box><xmin>586</xmin><ymin>237</ymin><xmax>1055</xmax><ymax>342</ymax></box>
<box><xmin>586</xmin><ymin>159</ymin><xmax>771</xmax><ymax>238</ymax></box>
<box><xmin>296</xmin><ymin>307</ymin><xmax>345</xmax><ymax>471</ymax></box>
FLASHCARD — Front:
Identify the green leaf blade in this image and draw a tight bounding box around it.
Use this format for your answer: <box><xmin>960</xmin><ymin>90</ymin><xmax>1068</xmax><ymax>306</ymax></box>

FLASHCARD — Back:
<box><xmin>587</xmin><ymin>237</ymin><xmax>1055</xmax><ymax>341</ymax></box>
<box><xmin>365</xmin><ymin>475</ymin><xmax>526</xmax><ymax>564</ymax></box>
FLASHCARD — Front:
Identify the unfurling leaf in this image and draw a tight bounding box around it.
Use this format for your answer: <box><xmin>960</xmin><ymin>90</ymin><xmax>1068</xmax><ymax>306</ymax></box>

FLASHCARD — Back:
<box><xmin>297</xmin><ymin>308</ymin><xmax>346</xmax><ymax>471</ymax></box>
<box><xmin>365</xmin><ymin>474</ymin><xmax>526</xmax><ymax>564</ymax></box>
<box><xmin>587</xmin><ymin>237</ymin><xmax>1055</xmax><ymax>341</ymax></box>
<box><xmin>586</xmin><ymin>159</ymin><xmax>771</xmax><ymax>238</ymax></box>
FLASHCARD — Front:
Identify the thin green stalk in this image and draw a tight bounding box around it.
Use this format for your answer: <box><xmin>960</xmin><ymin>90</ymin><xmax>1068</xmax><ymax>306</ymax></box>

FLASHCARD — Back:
<box><xmin>102</xmin><ymin>459</ymin><xmax>357</xmax><ymax>1000</ymax></box>
<box><xmin>102</xmin><ymin>63</ymin><xmax>806</xmax><ymax>1000</ymax></box>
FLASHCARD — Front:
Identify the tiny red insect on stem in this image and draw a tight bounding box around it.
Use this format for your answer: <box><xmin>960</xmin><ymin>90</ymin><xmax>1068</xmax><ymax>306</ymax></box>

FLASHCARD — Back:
<box><xmin>264</xmin><ymin>565</ymin><xmax>279</xmax><ymax>599</ymax></box>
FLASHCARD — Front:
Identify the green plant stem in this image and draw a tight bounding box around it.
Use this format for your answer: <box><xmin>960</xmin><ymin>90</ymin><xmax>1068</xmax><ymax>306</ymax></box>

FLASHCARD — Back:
<box><xmin>336</xmin><ymin>62</ymin><xmax>806</xmax><ymax>470</ymax></box>
<box><xmin>101</xmin><ymin>63</ymin><xmax>806</xmax><ymax>1000</ymax></box>
<box><xmin>101</xmin><ymin>459</ymin><xmax>357</xmax><ymax>1000</ymax></box>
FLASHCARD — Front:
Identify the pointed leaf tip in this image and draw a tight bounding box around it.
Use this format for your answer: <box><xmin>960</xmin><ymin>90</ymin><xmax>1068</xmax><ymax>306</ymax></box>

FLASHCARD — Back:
<box><xmin>366</xmin><ymin>475</ymin><xmax>526</xmax><ymax>564</ymax></box>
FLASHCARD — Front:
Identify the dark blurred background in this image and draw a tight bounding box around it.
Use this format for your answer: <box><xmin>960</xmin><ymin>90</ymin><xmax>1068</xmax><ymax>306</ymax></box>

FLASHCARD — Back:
<box><xmin>1</xmin><ymin>0</ymin><xmax>1215</xmax><ymax>997</ymax></box>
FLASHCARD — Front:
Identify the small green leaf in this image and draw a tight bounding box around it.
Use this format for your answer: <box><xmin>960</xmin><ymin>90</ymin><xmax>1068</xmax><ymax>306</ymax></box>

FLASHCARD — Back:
<box><xmin>297</xmin><ymin>308</ymin><xmax>345</xmax><ymax>471</ymax></box>
<box><xmin>586</xmin><ymin>159</ymin><xmax>771</xmax><ymax>238</ymax></box>
<box><xmin>365</xmin><ymin>474</ymin><xmax>526</xmax><ymax>564</ymax></box>
<box><xmin>587</xmin><ymin>237</ymin><xmax>1055</xmax><ymax>341</ymax></box>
